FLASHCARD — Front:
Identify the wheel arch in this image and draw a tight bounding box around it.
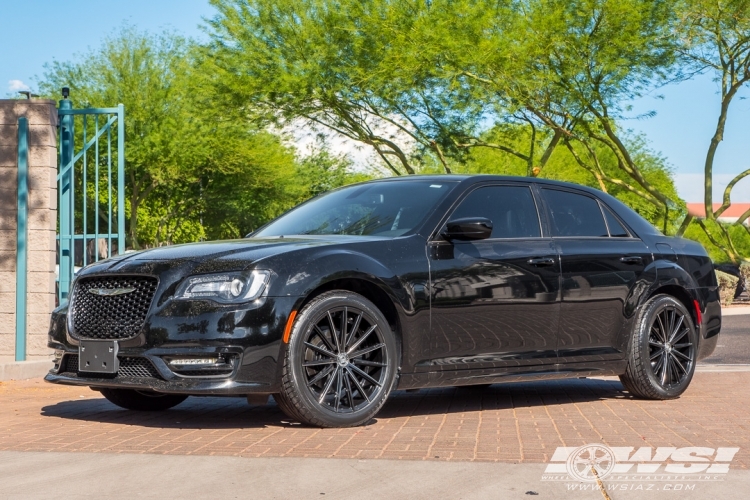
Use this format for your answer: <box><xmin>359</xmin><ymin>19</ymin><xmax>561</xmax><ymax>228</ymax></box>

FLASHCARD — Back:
<box><xmin>645</xmin><ymin>284</ymin><xmax>698</xmax><ymax>328</ymax></box>
<box><xmin>298</xmin><ymin>277</ymin><xmax>403</xmax><ymax>346</ymax></box>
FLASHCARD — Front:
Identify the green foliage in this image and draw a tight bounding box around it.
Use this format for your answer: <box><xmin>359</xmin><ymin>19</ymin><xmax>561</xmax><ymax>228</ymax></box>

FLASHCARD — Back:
<box><xmin>673</xmin><ymin>0</ymin><xmax>750</xmax><ymax>263</ymax></box>
<box><xmin>205</xmin><ymin>0</ymin><xmax>685</xmax><ymax>232</ymax></box>
<box><xmin>294</xmin><ymin>147</ymin><xmax>373</xmax><ymax>200</ymax></box>
<box><xmin>31</xmin><ymin>2</ymin><xmax>750</xmax><ymax>261</ymax></box>
<box><xmin>38</xmin><ymin>26</ymin><xmax>356</xmax><ymax>247</ymax></box>
<box><xmin>682</xmin><ymin>220</ymin><xmax>750</xmax><ymax>263</ymax></box>
<box><xmin>443</xmin><ymin>125</ymin><xmax>684</xmax><ymax>231</ymax></box>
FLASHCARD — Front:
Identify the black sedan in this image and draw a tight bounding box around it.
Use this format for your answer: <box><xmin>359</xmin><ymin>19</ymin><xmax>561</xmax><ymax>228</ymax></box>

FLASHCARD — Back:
<box><xmin>45</xmin><ymin>175</ymin><xmax>721</xmax><ymax>427</ymax></box>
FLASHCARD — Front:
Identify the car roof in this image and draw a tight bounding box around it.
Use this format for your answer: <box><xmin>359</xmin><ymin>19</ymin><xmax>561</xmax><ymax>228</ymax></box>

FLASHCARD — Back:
<box><xmin>360</xmin><ymin>174</ymin><xmax>661</xmax><ymax>238</ymax></box>
<box><xmin>362</xmin><ymin>174</ymin><xmax>601</xmax><ymax>195</ymax></box>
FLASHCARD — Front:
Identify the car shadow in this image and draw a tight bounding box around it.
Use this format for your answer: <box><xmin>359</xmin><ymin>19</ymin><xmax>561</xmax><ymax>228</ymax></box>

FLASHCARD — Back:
<box><xmin>40</xmin><ymin>378</ymin><xmax>630</xmax><ymax>429</ymax></box>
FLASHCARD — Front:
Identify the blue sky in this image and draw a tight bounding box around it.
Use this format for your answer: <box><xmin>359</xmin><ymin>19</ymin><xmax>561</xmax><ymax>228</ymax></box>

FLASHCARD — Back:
<box><xmin>2</xmin><ymin>0</ymin><xmax>748</xmax><ymax>202</ymax></box>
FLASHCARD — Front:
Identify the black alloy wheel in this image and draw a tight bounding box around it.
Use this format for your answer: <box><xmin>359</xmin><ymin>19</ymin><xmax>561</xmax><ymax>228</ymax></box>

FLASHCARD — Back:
<box><xmin>620</xmin><ymin>294</ymin><xmax>698</xmax><ymax>399</ymax></box>
<box><xmin>647</xmin><ymin>306</ymin><xmax>695</xmax><ymax>388</ymax></box>
<box><xmin>276</xmin><ymin>291</ymin><xmax>398</xmax><ymax>427</ymax></box>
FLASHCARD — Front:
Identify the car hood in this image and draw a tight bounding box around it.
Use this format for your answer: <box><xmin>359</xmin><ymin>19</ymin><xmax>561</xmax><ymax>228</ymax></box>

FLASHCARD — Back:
<box><xmin>83</xmin><ymin>235</ymin><xmax>386</xmax><ymax>275</ymax></box>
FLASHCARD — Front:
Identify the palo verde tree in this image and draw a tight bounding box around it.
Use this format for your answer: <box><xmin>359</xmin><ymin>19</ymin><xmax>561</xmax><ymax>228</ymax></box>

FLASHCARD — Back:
<box><xmin>501</xmin><ymin>0</ymin><xmax>682</xmax><ymax>232</ymax></box>
<box><xmin>206</xmin><ymin>0</ymin><xmax>684</xmax><ymax>231</ymax></box>
<box><xmin>675</xmin><ymin>0</ymin><xmax>750</xmax><ymax>262</ymax></box>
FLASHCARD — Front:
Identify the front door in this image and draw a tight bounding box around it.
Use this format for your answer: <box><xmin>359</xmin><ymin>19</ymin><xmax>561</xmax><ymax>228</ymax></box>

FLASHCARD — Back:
<box><xmin>539</xmin><ymin>187</ymin><xmax>651</xmax><ymax>364</ymax></box>
<box><xmin>423</xmin><ymin>184</ymin><xmax>561</xmax><ymax>372</ymax></box>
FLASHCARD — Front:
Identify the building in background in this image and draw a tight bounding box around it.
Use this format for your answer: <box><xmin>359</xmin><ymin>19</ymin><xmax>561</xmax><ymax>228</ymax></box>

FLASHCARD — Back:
<box><xmin>686</xmin><ymin>203</ymin><xmax>750</xmax><ymax>226</ymax></box>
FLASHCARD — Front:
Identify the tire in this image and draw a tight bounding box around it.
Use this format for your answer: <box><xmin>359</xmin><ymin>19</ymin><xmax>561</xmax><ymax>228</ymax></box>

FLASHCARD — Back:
<box><xmin>275</xmin><ymin>291</ymin><xmax>399</xmax><ymax>428</ymax></box>
<box><xmin>100</xmin><ymin>388</ymin><xmax>188</xmax><ymax>411</ymax></box>
<box><xmin>619</xmin><ymin>294</ymin><xmax>698</xmax><ymax>400</ymax></box>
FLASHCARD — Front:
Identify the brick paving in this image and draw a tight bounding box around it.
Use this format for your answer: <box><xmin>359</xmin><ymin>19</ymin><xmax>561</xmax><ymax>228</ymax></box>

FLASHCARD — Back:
<box><xmin>0</xmin><ymin>373</ymin><xmax>748</xmax><ymax>466</ymax></box>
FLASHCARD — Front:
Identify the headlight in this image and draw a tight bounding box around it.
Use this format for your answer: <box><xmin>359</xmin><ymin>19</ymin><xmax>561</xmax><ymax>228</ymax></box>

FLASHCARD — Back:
<box><xmin>175</xmin><ymin>270</ymin><xmax>270</xmax><ymax>304</ymax></box>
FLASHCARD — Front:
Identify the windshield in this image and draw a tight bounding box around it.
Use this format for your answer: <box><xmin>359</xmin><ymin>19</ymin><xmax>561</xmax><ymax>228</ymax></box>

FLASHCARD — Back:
<box><xmin>253</xmin><ymin>180</ymin><xmax>456</xmax><ymax>237</ymax></box>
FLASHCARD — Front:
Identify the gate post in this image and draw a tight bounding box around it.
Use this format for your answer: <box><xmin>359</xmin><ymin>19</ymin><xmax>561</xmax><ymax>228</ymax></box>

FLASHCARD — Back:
<box><xmin>15</xmin><ymin>117</ymin><xmax>28</xmax><ymax>361</ymax></box>
<box><xmin>58</xmin><ymin>89</ymin><xmax>74</xmax><ymax>301</ymax></box>
<box><xmin>117</xmin><ymin>103</ymin><xmax>125</xmax><ymax>256</ymax></box>
<box><xmin>0</xmin><ymin>98</ymin><xmax>58</xmax><ymax>364</ymax></box>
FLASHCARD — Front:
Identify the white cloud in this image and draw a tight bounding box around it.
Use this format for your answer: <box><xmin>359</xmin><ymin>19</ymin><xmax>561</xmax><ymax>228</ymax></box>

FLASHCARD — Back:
<box><xmin>8</xmin><ymin>79</ymin><xmax>30</xmax><ymax>93</ymax></box>
<box><xmin>674</xmin><ymin>173</ymin><xmax>750</xmax><ymax>203</ymax></box>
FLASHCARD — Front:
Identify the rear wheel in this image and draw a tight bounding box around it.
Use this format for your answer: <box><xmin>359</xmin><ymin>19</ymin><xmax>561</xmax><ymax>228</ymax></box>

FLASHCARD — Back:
<box><xmin>276</xmin><ymin>291</ymin><xmax>398</xmax><ymax>428</ymax></box>
<box><xmin>100</xmin><ymin>388</ymin><xmax>188</xmax><ymax>411</ymax></box>
<box><xmin>620</xmin><ymin>294</ymin><xmax>697</xmax><ymax>400</ymax></box>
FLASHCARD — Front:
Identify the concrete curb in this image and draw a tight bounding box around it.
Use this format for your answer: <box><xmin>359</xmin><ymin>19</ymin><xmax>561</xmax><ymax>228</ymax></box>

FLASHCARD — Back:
<box><xmin>0</xmin><ymin>359</ymin><xmax>52</xmax><ymax>381</ymax></box>
<box><xmin>696</xmin><ymin>364</ymin><xmax>750</xmax><ymax>372</ymax></box>
<box><xmin>723</xmin><ymin>306</ymin><xmax>750</xmax><ymax>316</ymax></box>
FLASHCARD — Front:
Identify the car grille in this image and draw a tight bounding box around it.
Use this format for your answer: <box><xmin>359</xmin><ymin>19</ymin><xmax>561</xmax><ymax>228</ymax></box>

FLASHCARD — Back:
<box><xmin>61</xmin><ymin>354</ymin><xmax>162</xmax><ymax>379</ymax></box>
<box><xmin>118</xmin><ymin>357</ymin><xmax>162</xmax><ymax>378</ymax></box>
<box><xmin>70</xmin><ymin>276</ymin><xmax>158</xmax><ymax>340</ymax></box>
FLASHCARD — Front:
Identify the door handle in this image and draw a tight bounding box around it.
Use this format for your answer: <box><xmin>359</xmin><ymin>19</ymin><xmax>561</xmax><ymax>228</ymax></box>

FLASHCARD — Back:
<box><xmin>528</xmin><ymin>257</ymin><xmax>555</xmax><ymax>267</ymax></box>
<box><xmin>620</xmin><ymin>256</ymin><xmax>643</xmax><ymax>265</ymax></box>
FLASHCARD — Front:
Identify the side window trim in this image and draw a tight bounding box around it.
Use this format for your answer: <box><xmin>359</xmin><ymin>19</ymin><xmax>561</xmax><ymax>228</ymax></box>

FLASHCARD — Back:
<box><xmin>598</xmin><ymin>200</ymin><xmax>614</xmax><ymax>237</ymax></box>
<box><xmin>429</xmin><ymin>182</ymin><xmax>543</xmax><ymax>241</ymax></box>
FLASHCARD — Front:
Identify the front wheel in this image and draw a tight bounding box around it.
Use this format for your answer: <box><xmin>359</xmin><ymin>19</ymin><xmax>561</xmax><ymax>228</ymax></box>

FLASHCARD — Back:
<box><xmin>100</xmin><ymin>388</ymin><xmax>188</xmax><ymax>411</ymax></box>
<box><xmin>620</xmin><ymin>294</ymin><xmax>698</xmax><ymax>400</ymax></box>
<box><xmin>275</xmin><ymin>291</ymin><xmax>398</xmax><ymax>428</ymax></box>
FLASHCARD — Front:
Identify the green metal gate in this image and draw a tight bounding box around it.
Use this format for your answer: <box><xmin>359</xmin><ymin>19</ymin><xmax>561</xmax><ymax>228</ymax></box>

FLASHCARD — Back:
<box><xmin>57</xmin><ymin>88</ymin><xmax>125</xmax><ymax>302</ymax></box>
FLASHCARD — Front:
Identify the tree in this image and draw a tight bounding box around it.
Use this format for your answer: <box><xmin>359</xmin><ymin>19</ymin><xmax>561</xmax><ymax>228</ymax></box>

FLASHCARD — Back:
<box><xmin>206</xmin><ymin>0</ymin><xmax>684</xmax><ymax>232</ymax></box>
<box><xmin>675</xmin><ymin>0</ymin><xmax>750</xmax><ymax>262</ymax></box>
<box><xmin>39</xmin><ymin>27</ymin><xmax>195</xmax><ymax>248</ymax></box>
<box><xmin>435</xmin><ymin>0</ymin><xmax>682</xmax><ymax>231</ymax></box>
<box><xmin>38</xmin><ymin>26</ymin><xmax>320</xmax><ymax>247</ymax></box>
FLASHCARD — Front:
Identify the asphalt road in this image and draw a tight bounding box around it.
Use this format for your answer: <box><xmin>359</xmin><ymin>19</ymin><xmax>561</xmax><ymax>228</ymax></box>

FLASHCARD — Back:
<box><xmin>702</xmin><ymin>314</ymin><xmax>750</xmax><ymax>365</ymax></box>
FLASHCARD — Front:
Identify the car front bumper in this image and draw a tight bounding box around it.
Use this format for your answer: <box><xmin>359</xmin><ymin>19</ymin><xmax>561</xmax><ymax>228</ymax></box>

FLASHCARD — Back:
<box><xmin>45</xmin><ymin>295</ymin><xmax>302</xmax><ymax>395</ymax></box>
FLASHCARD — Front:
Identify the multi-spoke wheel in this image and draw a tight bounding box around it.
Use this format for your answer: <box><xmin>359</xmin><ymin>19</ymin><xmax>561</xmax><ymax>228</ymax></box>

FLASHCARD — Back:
<box><xmin>275</xmin><ymin>291</ymin><xmax>398</xmax><ymax>427</ymax></box>
<box><xmin>620</xmin><ymin>294</ymin><xmax>698</xmax><ymax>399</ymax></box>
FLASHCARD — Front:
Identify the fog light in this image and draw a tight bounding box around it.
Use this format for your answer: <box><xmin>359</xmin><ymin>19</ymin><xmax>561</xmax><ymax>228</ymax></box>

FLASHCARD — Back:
<box><xmin>165</xmin><ymin>355</ymin><xmax>236</xmax><ymax>378</ymax></box>
<box><xmin>169</xmin><ymin>358</ymin><xmax>220</xmax><ymax>366</ymax></box>
<box><xmin>53</xmin><ymin>350</ymin><xmax>64</xmax><ymax>370</ymax></box>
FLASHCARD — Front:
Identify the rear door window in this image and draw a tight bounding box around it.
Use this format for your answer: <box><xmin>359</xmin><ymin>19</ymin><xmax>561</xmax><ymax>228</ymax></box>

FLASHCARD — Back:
<box><xmin>542</xmin><ymin>189</ymin><xmax>608</xmax><ymax>237</ymax></box>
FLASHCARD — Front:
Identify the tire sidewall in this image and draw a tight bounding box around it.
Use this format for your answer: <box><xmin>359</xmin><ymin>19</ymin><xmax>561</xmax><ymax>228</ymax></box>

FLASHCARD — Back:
<box><xmin>285</xmin><ymin>291</ymin><xmax>398</xmax><ymax>427</ymax></box>
<box><xmin>636</xmin><ymin>295</ymin><xmax>697</xmax><ymax>398</ymax></box>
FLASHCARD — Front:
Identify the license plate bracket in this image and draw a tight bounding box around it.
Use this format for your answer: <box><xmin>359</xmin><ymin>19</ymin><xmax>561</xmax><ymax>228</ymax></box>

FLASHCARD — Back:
<box><xmin>79</xmin><ymin>340</ymin><xmax>119</xmax><ymax>374</ymax></box>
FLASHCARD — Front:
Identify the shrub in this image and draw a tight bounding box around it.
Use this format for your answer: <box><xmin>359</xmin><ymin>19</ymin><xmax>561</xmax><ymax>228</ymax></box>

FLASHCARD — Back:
<box><xmin>716</xmin><ymin>270</ymin><xmax>739</xmax><ymax>306</ymax></box>
<box><xmin>740</xmin><ymin>263</ymin><xmax>750</xmax><ymax>298</ymax></box>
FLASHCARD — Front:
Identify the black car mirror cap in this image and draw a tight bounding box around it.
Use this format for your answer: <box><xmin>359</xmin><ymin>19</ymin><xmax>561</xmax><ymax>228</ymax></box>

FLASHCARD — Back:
<box><xmin>441</xmin><ymin>217</ymin><xmax>493</xmax><ymax>241</ymax></box>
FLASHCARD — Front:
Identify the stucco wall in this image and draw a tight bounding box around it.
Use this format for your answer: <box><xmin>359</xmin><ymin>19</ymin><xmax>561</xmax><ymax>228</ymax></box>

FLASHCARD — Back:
<box><xmin>0</xmin><ymin>99</ymin><xmax>58</xmax><ymax>356</ymax></box>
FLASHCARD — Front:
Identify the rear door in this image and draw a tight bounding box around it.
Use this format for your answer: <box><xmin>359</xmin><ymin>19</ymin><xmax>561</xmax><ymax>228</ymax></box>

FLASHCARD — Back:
<box><xmin>539</xmin><ymin>187</ymin><xmax>651</xmax><ymax>364</ymax></box>
<box><xmin>424</xmin><ymin>183</ymin><xmax>561</xmax><ymax>372</ymax></box>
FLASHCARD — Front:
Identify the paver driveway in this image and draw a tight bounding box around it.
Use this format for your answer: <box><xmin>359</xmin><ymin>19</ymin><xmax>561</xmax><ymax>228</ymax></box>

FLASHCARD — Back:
<box><xmin>1</xmin><ymin>372</ymin><xmax>748</xmax><ymax>467</ymax></box>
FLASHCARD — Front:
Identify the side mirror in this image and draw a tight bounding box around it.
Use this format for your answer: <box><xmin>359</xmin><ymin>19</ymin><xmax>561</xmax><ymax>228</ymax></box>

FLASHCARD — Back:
<box><xmin>441</xmin><ymin>217</ymin><xmax>493</xmax><ymax>241</ymax></box>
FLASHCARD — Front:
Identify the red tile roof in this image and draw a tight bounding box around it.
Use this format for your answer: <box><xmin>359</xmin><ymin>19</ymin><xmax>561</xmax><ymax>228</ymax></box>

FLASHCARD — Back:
<box><xmin>686</xmin><ymin>203</ymin><xmax>750</xmax><ymax>218</ymax></box>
